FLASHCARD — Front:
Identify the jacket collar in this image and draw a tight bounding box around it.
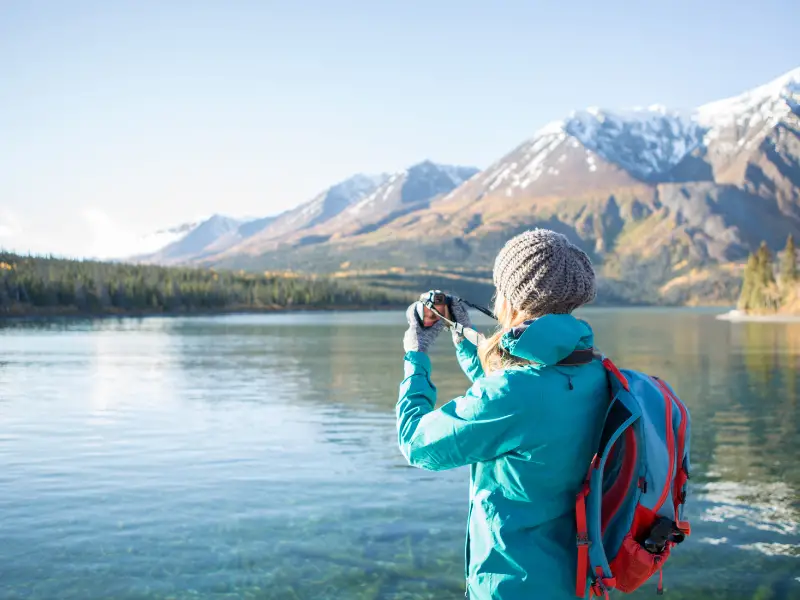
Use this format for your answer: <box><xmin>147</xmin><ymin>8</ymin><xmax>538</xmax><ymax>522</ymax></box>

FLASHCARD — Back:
<box><xmin>500</xmin><ymin>314</ymin><xmax>594</xmax><ymax>367</ymax></box>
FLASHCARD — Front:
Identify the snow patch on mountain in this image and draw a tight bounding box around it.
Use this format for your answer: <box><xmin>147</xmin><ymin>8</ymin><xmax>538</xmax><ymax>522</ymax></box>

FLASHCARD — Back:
<box><xmin>564</xmin><ymin>107</ymin><xmax>704</xmax><ymax>181</ymax></box>
<box><xmin>697</xmin><ymin>67</ymin><xmax>800</xmax><ymax>127</ymax></box>
<box><xmin>346</xmin><ymin>161</ymin><xmax>478</xmax><ymax>216</ymax></box>
<box><xmin>480</xmin><ymin>128</ymin><xmax>570</xmax><ymax>192</ymax></box>
<box><xmin>329</xmin><ymin>173</ymin><xmax>390</xmax><ymax>201</ymax></box>
<box><xmin>436</xmin><ymin>163</ymin><xmax>480</xmax><ymax>187</ymax></box>
<box><xmin>282</xmin><ymin>173</ymin><xmax>390</xmax><ymax>229</ymax></box>
<box><xmin>696</xmin><ymin>67</ymin><xmax>800</xmax><ymax>154</ymax></box>
<box><xmin>517</xmin><ymin>131</ymin><xmax>569</xmax><ymax>188</ymax></box>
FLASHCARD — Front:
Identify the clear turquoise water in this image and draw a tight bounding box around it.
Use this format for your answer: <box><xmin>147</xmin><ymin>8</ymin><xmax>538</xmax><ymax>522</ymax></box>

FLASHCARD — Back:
<box><xmin>0</xmin><ymin>309</ymin><xmax>798</xmax><ymax>599</ymax></box>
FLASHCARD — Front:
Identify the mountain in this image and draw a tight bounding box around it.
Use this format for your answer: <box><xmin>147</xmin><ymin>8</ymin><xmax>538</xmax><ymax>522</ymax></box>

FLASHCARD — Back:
<box><xmin>208</xmin><ymin>173</ymin><xmax>391</xmax><ymax>256</ymax></box>
<box><xmin>133</xmin><ymin>221</ymin><xmax>201</xmax><ymax>257</ymax></box>
<box><xmin>142</xmin><ymin>68</ymin><xmax>800</xmax><ymax>306</ymax></box>
<box><xmin>281</xmin><ymin>161</ymin><xmax>479</xmax><ymax>242</ymax></box>
<box><xmin>134</xmin><ymin>215</ymin><xmax>246</xmax><ymax>265</ymax></box>
<box><xmin>211</xmin><ymin>162</ymin><xmax>477</xmax><ymax>256</ymax></box>
<box><xmin>139</xmin><ymin>164</ymin><xmax>477</xmax><ymax>263</ymax></box>
<box><xmin>696</xmin><ymin>68</ymin><xmax>800</xmax><ymax>184</ymax></box>
<box><xmin>131</xmin><ymin>173</ymin><xmax>388</xmax><ymax>264</ymax></box>
<box><xmin>132</xmin><ymin>214</ymin><xmax>288</xmax><ymax>265</ymax></box>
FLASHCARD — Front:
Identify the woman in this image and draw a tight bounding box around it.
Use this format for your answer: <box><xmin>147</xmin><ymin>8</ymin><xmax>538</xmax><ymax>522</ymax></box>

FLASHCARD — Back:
<box><xmin>397</xmin><ymin>228</ymin><xmax>609</xmax><ymax>600</ymax></box>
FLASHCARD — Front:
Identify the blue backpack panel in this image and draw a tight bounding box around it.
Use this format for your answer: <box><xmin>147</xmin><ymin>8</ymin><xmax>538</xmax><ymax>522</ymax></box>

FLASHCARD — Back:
<box><xmin>575</xmin><ymin>356</ymin><xmax>691</xmax><ymax>598</ymax></box>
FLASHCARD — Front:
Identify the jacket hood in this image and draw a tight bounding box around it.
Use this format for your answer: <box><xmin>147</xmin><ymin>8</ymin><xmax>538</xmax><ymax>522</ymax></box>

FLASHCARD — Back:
<box><xmin>500</xmin><ymin>314</ymin><xmax>594</xmax><ymax>366</ymax></box>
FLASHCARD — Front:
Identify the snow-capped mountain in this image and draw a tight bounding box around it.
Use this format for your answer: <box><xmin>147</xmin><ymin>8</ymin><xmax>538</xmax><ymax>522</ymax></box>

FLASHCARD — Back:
<box><xmin>132</xmin><ymin>214</ymin><xmax>287</xmax><ymax>264</ymax></box>
<box><xmin>274</xmin><ymin>173</ymin><xmax>390</xmax><ymax>233</ymax></box>
<box><xmin>696</xmin><ymin>67</ymin><xmax>800</xmax><ymax>182</ymax></box>
<box><xmin>203</xmin><ymin>67</ymin><xmax>799</xmax><ymax>306</ymax></box>
<box><xmin>697</xmin><ymin>67</ymin><xmax>800</xmax><ymax>133</ymax></box>
<box><xmin>445</xmin><ymin>121</ymin><xmax>639</xmax><ymax>210</ymax></box>
<box><xmin>202</xmin><ymin>164</ymin><xmax>478</xmax><ymax>258</ymax></box>
<box><xmin>441</xmin><ymin>107</ymin><xmax>713</xmax><ymax>210</ymax></box>
<box><xmin>467</xmin><ymin>108</ymin><xmax>702</xmax><ymax>202</ymax></box>
<box><xmin>134</xmin><ymin>215</ymin><xmax>246</xmax><ymax>264</ymax></box>
<box><xmin>132</xmin><ymin>174</ymin><xmax>388</xmax><ymax>263</ymax></box>
<box><xmin>313</xmin><ymin>161</ymin><xmax>479</xmax><ymax>238</ymax></box>
<box><xmin>214</xmin><ymin>173</ymin><xmax>390</xmax><ymax>256</ymax></box>
<box><xmin>468</xmin><ymin>67</ymin><xmax>800</xmax><ymax>200</ymax></box>
<box><xmin>135</xmin><ymin>221</ymin><xmax>202</xmax><ymax>256</ymax></box>
<box><xmin>564</xmin><ymin>106</ymin><xmax>705</xmax><ymax>181</ymax></box>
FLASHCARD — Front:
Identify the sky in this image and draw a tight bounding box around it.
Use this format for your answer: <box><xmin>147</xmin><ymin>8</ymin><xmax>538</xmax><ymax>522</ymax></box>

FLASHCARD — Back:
<box><xmin>1</xmin><ymin>0</ymin><xmax>799</xmax><ymax>259</ymax></box>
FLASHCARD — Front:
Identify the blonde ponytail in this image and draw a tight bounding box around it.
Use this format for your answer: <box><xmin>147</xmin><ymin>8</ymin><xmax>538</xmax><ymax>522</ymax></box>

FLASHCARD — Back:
<box><xmin>477</xmin><ymin>294</ymin><xmax>538</xmax><ymax>374</ymax></box>
<box><xmin>477</xmin><ymin>329</ymin><xmax>506</xmax><ymax>374</ymax></box>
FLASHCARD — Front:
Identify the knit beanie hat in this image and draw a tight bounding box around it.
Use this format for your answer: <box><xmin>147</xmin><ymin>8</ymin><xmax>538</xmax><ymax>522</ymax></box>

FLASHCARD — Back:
<box><xmin>492</xmin><ymin>228</ymin><xmax>597</xmax><ymax>315</ymax></box>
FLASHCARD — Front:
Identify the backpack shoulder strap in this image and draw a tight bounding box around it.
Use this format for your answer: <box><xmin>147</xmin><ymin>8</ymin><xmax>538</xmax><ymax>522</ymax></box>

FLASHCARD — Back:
<box><xmin>575</xmin><ymin>456</ymin><xmax>596</xmax><ymax>596</ymax></box>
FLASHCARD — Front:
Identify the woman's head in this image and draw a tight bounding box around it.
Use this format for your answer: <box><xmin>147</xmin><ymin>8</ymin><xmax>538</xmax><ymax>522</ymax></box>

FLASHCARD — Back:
<box><xmin>478</xmin><ymin>228</ymin><xmax>596</xmax><ymax>372</ymax></box>
<box><xmin>492</xmin><ymin>228</ymin><xmax>596</xmax><ymax>321</ymax></box>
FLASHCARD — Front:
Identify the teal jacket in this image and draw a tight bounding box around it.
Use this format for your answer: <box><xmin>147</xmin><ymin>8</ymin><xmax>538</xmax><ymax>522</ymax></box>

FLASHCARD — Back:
<box><xmin>397</xmin><ymin>314</ymin><xmax>609</xmax><ymax>600</ymax></box>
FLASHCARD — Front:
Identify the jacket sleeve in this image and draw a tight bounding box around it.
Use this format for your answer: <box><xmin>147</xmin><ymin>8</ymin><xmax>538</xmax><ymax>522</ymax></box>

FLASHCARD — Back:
<box><xmin>454</xmin><ymin>338</ymin><xmax>485</xmax><ymax>382</ymax></box>
<box><xmin>397</xmin><ymin>350</ymin><xmax>529</xmax><ymax>471</ymax></box>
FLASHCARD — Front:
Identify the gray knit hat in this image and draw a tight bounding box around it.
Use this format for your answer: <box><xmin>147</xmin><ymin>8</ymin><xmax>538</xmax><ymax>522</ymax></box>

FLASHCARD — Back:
<box><xmin>492</xmin><ymin>228</ymin><xmax>597</xmax><ymax>315</ymax></box>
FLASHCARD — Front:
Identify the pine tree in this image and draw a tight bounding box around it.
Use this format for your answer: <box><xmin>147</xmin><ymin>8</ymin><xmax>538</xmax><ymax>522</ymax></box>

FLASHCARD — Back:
<box><xmin>756</xmin><ymin>242</ymin><xmax>776</xmax><ymax>286</ymax></box>
<box><xmin>781</xmin><ymin>234</ymin><xmax>797</xmax><ymax>286</ymax></box>
<box><xmin>738</xmin><ymin>252</ymin><xmax>758</xmax><ymax>310</ymax></box>
<box><xmin>747</xmin><ymin>243</ymin><xmax>772</xmax><ymax>311</ymax></box>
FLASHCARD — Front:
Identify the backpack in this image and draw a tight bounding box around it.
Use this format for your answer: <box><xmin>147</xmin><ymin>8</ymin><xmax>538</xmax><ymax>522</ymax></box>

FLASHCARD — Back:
<box><xmin>575</xmin><ymin>355</ymin><xmax>692</xmax><ymax>598</ymax></box>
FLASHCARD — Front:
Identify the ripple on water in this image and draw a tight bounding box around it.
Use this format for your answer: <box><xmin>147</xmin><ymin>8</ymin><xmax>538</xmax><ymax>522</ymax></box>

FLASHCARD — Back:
<box><xmin>697</xmin><ymin>480</ymin><xmax>799</xmax><ymax>537</ymax></box>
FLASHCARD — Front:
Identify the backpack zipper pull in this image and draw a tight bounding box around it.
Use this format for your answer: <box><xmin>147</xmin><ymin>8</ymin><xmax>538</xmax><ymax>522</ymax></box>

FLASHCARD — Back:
<box><xmin>655</xmin><ymin>555</ymin><xmax>664</xmax><ymax>595</ymax></box>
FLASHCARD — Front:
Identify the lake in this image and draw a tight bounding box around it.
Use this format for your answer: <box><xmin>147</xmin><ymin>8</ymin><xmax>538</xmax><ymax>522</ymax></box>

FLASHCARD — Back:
<box><xmin>0</xmin><ymin>309</ymin><xmax>798</xmax><ymax>599</ymax></box>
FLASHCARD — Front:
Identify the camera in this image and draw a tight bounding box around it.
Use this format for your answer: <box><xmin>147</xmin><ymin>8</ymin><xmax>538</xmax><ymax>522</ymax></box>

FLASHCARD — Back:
<box><xmin>416</xmin><ymin>290</ymin><xmax>451</xmax><ymax>328</ymax></box>
<box><xmin>643</xmin><ymin>517</ymin><xmax>684</xmax><ymax>554</ymax></box>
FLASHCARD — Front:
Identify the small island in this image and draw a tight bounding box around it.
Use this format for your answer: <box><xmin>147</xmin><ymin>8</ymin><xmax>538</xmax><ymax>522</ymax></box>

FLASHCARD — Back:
<box><xmin>722</xmin><ymin>235</ymin><xmax>799</xmax><ymax>320</ymax></box>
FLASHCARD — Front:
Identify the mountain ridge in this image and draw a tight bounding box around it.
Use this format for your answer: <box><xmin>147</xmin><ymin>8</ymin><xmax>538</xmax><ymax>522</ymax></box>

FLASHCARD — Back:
<box><xmin>133</xmin><ymin>67</ymin><xmax>800</xmax><ymax>306</ymax></box>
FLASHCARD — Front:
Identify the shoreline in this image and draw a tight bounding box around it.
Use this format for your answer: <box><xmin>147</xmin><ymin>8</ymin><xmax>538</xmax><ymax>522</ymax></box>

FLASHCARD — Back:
<box><xmin>716</xmin><ymin>309</ymin><xmax>800</xmax><ymax>323</ymax></box>
<box><xmin>0</xmin><ymin>304</ymin><xmax>406</xmax><ymax>322</ymax></box>
<box><xmin>1</xmin><ymin>304</ymin><xmax>741</xmax><ymax>323</ymax></box>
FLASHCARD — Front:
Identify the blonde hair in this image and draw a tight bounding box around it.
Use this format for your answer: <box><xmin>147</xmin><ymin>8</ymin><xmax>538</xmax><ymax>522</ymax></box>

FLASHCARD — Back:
<box><xmin>478</xmin><ymin>293</ymin><xmax>540</xmax><ymax>374</ymax></box>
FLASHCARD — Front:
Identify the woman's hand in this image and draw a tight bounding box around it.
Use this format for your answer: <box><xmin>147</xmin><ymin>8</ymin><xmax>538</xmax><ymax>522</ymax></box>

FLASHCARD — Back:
<box><xmin>449</xmin><ymin>297</ymin><xmax>473</xmax><ymax>344</ymax></box>
<box><xmin>403</xmin><ymin>302</ymin><xmax>445</xmax><ymax>353</ymax></box>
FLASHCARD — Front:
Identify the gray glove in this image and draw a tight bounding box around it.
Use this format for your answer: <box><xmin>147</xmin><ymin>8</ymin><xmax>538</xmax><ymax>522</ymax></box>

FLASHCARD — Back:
<box><xmin>448</xmin><ymin>297</ymin><xmax>473</xmax><ymax>345</ymax></box>
<box><xmin>403</xmin><ymin>302</ymin><xmax>445</xmax><ymax>353</ymax></box>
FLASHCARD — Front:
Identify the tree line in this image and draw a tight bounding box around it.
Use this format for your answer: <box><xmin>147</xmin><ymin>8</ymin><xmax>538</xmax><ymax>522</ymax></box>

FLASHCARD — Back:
<box><xmin>737</xmin><ymin>235</ymin><xmax>798</xmax><ymax>313</ymax></box>
<box><xmin>0</xmin><ymin>252</ymin><xmax>407</xmax><ymax>316</ymax></box>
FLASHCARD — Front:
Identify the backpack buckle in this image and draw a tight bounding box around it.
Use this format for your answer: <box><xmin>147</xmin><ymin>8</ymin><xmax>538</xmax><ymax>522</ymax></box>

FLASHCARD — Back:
<box><xmin>590</xmin><ymin>574</ymin><xmax>616</xmax><ymax>599</ymax></box>
<box><xmin>576</xmin><ymin>533</ymin><xmax>591</xmax><ymax>547</ymax></box>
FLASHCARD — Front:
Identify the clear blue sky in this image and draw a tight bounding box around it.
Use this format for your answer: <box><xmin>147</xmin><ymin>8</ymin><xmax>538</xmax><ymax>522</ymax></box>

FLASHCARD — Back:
<box><xmin>1</xmin><ymin>0</ymin><xmax>798</xmax><ymax>258</ymax></box>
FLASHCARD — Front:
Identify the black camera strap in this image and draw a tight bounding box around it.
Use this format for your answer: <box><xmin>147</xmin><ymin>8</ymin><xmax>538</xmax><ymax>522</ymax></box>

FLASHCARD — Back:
<box><xmin>556</xmin><ymin>348</ymin><xmax>596</xmax><ymax>366</ymax></box>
